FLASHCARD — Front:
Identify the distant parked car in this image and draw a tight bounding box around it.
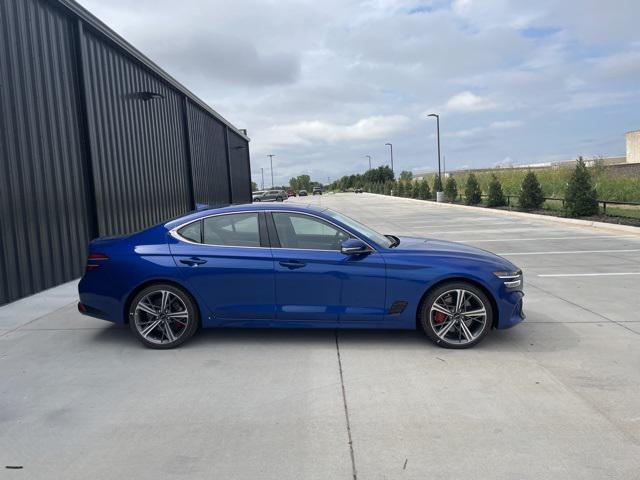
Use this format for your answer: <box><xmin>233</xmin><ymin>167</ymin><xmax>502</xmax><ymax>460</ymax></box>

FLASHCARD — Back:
<box><xmin>355</xmin><ymin>188</ymin><xmax>363</xmax><ymax>194</ymax></box>
<box><xmin>253</xmin><ymin>190</ymin><xmax>286</xmax><ymax>202</ymax></box>
<box><xmin>298</xmin><ymin>190</ymin><xmax>308</xmax><ymax>196</ymax></box>
<box><xmin>252</xmin><ymin>190</ymin><xmax>266</xmax><ymax>202</ymax></box>
<box><xmin>312</xmin><ymin>186</ymin><xmax>323</xmax><ymax>195</ymax></box>
<box><xmin>287</xmin><ymin>190</ymin><xmax>297</xmax><ymax>197</ymax></box>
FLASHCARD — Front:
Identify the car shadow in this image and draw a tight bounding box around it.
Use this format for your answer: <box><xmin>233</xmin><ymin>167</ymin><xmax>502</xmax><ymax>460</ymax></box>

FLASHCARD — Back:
<box><xmin>89</xmin><ymin>319</ymin><xmax>580</xmax><ymax>354</ymax></box>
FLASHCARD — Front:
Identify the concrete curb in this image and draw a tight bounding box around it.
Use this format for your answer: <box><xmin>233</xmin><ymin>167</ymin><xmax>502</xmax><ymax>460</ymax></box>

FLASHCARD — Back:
<box><xmin>364</xmin><ymin>193</ymin><xmax>640</xmax><ymax>236</ymax></box>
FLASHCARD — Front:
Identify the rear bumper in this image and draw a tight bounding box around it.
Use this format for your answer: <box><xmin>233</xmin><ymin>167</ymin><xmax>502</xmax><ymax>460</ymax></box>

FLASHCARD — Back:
<box><xmin>77</xmin><ymin>301</ymin><xmax>113</xmax><ymax>322</ymax></box>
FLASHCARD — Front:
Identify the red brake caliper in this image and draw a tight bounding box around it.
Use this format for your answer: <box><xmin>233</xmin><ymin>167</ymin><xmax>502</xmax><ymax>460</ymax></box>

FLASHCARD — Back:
<box><xmin>434</xmin><ymin>312</ymin><xmax>447</xmax><ymax>324</ymax></box>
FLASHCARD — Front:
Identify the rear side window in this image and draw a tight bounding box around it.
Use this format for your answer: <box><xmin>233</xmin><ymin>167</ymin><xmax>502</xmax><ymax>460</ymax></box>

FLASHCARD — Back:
<box><xmin>177</xmin><ymin>221</ymin><xmax>202</xmax><ymax>243</ymax></box>
<box><xmin>203</xmin><ymin>213</ymin><xmax>260</xmax><ymax>247</ymax></box>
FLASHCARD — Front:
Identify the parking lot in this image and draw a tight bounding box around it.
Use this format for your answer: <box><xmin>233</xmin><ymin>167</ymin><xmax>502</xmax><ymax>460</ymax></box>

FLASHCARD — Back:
<box><xmin>1</xmin><ymin>193</ymin><xmax>639</xmax><ymax>479</ymax></box>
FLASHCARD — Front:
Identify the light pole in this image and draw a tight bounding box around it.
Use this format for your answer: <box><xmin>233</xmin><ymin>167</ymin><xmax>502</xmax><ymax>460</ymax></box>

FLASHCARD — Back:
<box><xmin>267</xmin><ymin>154</ymin><xmax>275</xmax><ymax>188</ymax></box>
<box><xmin>260</xmin><ymin>167</ymin><xmax>264</xmax><ymax>190</ymax></box>
<box><xmin>365</xmin><ymin>155</ymin><xmax>372</xmax><ymax>171</ymax></box>
<box><xmin>427</xmin><ymin>114</ymin><xmax>442</xmax><ymax>181</ymax></box>
<box><xmin>385</xmin><ymin>143</ymin><xmax>394</xmax><ymax>178</ymax></box>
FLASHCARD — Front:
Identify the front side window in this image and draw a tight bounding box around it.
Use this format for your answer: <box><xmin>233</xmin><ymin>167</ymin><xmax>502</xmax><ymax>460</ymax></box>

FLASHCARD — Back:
<box><xmin>201</xmin><ymin>213</ymin><xmax>260</xmax><ymax>247</ymax></box>
<box><xmin>272</xmin><ymin>213</ymin><xmax>351</xmax><ymax>250</ymax></box>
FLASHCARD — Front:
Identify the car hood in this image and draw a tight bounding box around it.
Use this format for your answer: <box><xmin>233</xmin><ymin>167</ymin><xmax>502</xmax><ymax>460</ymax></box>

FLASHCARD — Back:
<box><xmin>391</xmin><ymin>236</ymin><xmax>517</xmax><ymax>268</ymax></box>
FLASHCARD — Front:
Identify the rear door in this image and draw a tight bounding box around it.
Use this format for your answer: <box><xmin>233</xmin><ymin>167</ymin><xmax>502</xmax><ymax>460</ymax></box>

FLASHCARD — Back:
<box><xmin>170</xmin><ymin>212</ymin><xmax>275</xmax><ymax>322</ymax></box>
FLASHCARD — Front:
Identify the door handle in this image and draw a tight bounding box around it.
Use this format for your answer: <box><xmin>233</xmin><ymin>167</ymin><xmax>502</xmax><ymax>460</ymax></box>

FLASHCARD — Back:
<box><xmin>180</xmin><ymin>257</ymin><xmax>207</xmax><ymax>266</ymax></box>
<box><xmin>279</xmin><ymin>260</ymin><xmax>306</xmax><ymax>270</ymax></box>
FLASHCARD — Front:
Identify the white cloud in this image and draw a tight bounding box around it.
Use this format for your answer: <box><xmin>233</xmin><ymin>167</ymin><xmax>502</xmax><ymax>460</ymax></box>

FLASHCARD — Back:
<box><xmin>490</xmin><ymin>120</ymin><xmax>523</xmax><ymax>129</ymax></box>
<box><xmin>442</xmin><ymin>91</ymin><xmax>499</xmax><ymax>113</ymax></box>
<box><xmin>264</xmin><ymin>115</ymin><xmax>411</xmax><ymax>146</ymax></box>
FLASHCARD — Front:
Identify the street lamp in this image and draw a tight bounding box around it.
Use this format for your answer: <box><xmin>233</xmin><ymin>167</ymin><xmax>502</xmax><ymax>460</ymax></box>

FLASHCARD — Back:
<box><xmin>427</xmin><ymin>114</ymin><xmax>443</xmax><ymax>199</ymax></box>
<box><xmin>365</xmin><ymin>155</ymin><xmax>372</xmax><ymax>171</ymax></box>
<box><xmin>267</xmin><ymin>154</ymin><xmax>275</xmax><ymax>188</ymax></box>
<box><xmin>260</xmin><ymin>167</ymin><xmax>264</xmax><ymax>190</ymax></box>
<box><xmin>385</xmin><ymin>143</ymin><xmax>394</xmax><ymax>178</ymax></box>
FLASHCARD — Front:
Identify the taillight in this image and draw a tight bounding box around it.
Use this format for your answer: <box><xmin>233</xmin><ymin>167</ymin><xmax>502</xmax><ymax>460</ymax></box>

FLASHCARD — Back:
<box><xmin>86</xmin><ymin>252</ymin><xmax>109</xmax><ymax>272</ymax></box>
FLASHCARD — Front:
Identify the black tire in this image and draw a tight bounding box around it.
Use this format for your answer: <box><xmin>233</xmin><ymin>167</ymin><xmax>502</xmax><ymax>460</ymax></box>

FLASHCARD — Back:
<box><xmin>128</xmin><ymin>283</ymin><xmax>199</xmax><ymax>349</ymax></box>
<box><xmin>254</xmin><ymin>198</ymin><xmax>261</xmax><ymax>202</ymax></box>
<box><xmin>419</xmin><ymin>281</ymin><xmax>493</xmax><ymax>349</ymax></box>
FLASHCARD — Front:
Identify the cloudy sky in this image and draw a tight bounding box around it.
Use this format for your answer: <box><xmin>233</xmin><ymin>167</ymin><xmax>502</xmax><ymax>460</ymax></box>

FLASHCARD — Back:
<box><xmin>77</xmin><ymin>0</ymin><xmax>640</xmax><ymax>186</ymax></box>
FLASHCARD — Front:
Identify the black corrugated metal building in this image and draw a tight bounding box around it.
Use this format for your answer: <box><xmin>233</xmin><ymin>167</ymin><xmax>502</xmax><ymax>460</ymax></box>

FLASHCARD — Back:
<box><xmin>0</xmin><ymin>0</ymin><xmax>251</xmax><ymax>306</ymax></box>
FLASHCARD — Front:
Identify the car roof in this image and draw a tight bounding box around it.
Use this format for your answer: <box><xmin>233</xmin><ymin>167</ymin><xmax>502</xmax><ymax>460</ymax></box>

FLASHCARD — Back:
<box><xmin>164</xmin><ymin>202</ymin><xmax>327</xmax><ymax>229</ymax></box>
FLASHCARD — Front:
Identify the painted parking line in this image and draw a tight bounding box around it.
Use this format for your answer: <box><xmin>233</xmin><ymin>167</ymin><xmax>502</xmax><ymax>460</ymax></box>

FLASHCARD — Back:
<box><xmin>457</xmin><ymin>235</ymin><xmax>634</xmax><ymax>243</ymax></box>
<box><xmin>497</xmin><ymin>249</ymin><xmax>640</xmax><ymax>256</ymax></box>
<box><xmin>427</xmin><ymin>227</ymin><xmax>541</xmax><ymax>235</ymax></box>
<box><xmin>538</xmin><ymin>272</ymin><xmax>640</xmax><ymax>277</ymax></box>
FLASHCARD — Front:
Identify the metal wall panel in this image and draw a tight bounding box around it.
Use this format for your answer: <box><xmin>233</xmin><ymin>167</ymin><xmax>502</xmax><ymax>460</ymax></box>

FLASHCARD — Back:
<box><xmin>228</xmin><ymin>130</ymin><xmax>252</xmax><ymax>204</ymax></box>
<box><xmin>0</xmin><ymin>0</ymin><xmax>251</xmax><ymax>306</ymax></box>
<box><xmin>187</xmin><ymin>102</ymin><xmax>231</xmax><ymax>207</ymax></box>
<box><xmin>0</xmin><ymin>0</ymin><xmax>92</xmax><ymax>305</ymax></box>
<box><xmin>82</xmin><ymin>30</ymin><xmax>192</xmax><ymax>236</ymax></box>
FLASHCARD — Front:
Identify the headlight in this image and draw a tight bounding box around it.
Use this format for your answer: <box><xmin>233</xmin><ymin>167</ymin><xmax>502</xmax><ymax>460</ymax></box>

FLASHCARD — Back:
<box><xmin>494</xmin><ymin>270</ymin><xmax>523</xmax><ymax>289</ymax></box>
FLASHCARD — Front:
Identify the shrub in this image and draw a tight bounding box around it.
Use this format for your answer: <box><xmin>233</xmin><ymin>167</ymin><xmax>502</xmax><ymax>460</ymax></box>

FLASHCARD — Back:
<box><xmin>418</xmin><ymin>179</ymin><xmax>431</xmax><ymax>200</ymax></box>
<box><xmin>565</xmin><ymin>157</ymin><xmax>599</xmax><ymax>216</ymax></box>
<box><xmin>487</xmin><ymin>174</ymin><xmax>507</xmax><ymax>207</ymax></box>
<box><xmin>464</xmin><ymin>173</ymin><xmax>482</xmax><ymax>205</ymax></box>
<box><xmin>412</xmin><ymin>181</ymin><xmax>420</xmax><ymax>198</ymax></box>
<box><xmin>397</xmin><ymin>181</ymin><xmax>405</xmax><ymax>197</ymax></box>
<box><xmin>518</xmin><ymin>171</ymin><xmax>544</xmax><ymax>210</ymax></box>
<box><xmin>444</xmin><ymin>177</ymin><xmax>458</xmax><ymax>202</ymax></box>
<box><xmin>432</xmin><ymin>175</ymin><xmax>443</xmax><ymax>200</ymax></box>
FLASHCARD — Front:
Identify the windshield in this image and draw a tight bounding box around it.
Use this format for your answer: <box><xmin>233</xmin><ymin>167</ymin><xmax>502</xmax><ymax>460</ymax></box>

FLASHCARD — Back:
<box><xmin>324</xmin><ymin>209</ymin><xmax>394</xmax><ymax>248</ymax></box>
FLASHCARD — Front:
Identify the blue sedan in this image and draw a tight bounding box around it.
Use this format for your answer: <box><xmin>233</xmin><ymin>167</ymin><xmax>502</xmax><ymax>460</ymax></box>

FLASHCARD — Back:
<box><xmin>78</xmin><ymin>204</ymin><xmax>524</xmax><ymax>349</ymax></box>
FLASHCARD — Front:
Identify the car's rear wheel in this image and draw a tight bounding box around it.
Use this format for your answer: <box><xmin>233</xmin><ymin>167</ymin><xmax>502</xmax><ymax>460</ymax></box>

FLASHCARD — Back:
<box><xmin>129</xmin><ymin>284</ymin><xmax>199</xmax><ymax>349</ymax></box>
<box><xmin>419</xmin><ymin>282</ymin><xmax>492</xmax><ymax>349</ymax></box>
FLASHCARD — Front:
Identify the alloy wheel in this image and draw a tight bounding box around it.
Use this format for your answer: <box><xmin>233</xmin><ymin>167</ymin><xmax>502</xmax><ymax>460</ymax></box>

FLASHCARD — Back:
<box><xmin>429</xmin><ymin>288</ymin><xmax>487</xmax><ymax>346</ymax></box>
<box><xmin>133</xmin><ymin>290</ymin><xmax>190</xmax><ymax>345</ymax></box>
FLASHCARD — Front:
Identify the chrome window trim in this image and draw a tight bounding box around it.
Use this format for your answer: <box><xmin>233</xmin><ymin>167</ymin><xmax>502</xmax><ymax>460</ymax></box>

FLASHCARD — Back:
<box><xmin>169</xmin><ymin>210</ymin><xmax>378</xmax><ymax>252</ymax></box>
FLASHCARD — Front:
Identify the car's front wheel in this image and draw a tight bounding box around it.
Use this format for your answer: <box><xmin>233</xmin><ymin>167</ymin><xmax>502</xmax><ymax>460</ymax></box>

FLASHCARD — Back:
<box><xmin>419</xmin><ymin>282</ymin><xmax>492</xmax><ymax>349</ymax></box>
<box><xmin>128</xmin><ymin>284</ymin><xmax>199</xmax><ymax>349</ymax></box>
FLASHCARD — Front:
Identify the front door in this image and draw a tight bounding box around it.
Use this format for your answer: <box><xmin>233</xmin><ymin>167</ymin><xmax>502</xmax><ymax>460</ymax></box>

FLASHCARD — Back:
<box><xmin>170</xmin><ymin>212</ymin><xmax>275</xmax><ymax>323</ymax></box>
<box><xmin>269</xmin><ymin>212</ymin><xmax>386</xmax><ymax>324</ymax></box>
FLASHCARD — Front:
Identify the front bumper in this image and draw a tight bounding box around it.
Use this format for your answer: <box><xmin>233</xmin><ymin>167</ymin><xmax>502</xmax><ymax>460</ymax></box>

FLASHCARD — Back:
<box><xmin>496</xmin><ymin>290</ymin><xmax>525</xmax><ymax>329</ymax></box>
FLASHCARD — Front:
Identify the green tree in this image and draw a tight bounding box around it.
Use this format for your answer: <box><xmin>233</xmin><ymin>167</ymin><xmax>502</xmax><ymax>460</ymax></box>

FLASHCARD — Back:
<box><xmin>518</xmin><ymin>171</ymin><xmax>544</xmax><ymax>211</ymax></box>
<box><xmin>487</xmin><ymin>174</ymin><xmax>507</xmax><ymax>207</ymax></box>
<box><xmin>444</xmin><ymin>177</ymin><xmax>458</xmax><ymax>202</ymax></box>
<box><xmin>290</xmin><ymin>174</ymin><xmax>311</xmax><ymax>191</ymax></box>
<box><xmin>565</xmin><ymin>157</ymin><xmax>598</xmax><ymax>216</ymax></box>
<box><xmin>397</xmin><ymin>181</ymin><xmax>405</xmax><ymax>197</ymax></box>
<box><xmin>432</xmin><ymin>175</ymin><xmax>443</xmax><ymax>200</ymax></box>
<box><xmin>412</xmin><ymin>181</ymin><xmax>421</xmax><ymax>198</ymax></box>
<box><xmin>251</xmin><ymin>181</ymin><xmax>258</xmax><ymax>191</ymax></box>
<box><xmin>418</xmin><ymin>179</ymin><xmax>431</xmax><ymax>200</ymax></box>
<box><xmin>464</xmin><ymin>173</ymin><xmax>482</xmax><ymax>205</ymax></box>
<box><xmin>399</xmin><ymin>170</ymin><xmax>413</xmax><ymax>182</ymax></box>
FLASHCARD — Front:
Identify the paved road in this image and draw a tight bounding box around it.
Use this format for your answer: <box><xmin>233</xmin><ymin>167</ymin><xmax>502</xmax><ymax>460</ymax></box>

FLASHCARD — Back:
<box><xmin>1</xmin><ymin>193</ymin><xmax>639</xmax><ymax>479</ymax></box>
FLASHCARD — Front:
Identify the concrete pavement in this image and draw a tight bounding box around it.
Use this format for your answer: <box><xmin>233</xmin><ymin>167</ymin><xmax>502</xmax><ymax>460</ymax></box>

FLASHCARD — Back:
<box><xmin>1</xmin><ymin>193</ymin><xmax>639</xmax><ymax>479</ymax></box>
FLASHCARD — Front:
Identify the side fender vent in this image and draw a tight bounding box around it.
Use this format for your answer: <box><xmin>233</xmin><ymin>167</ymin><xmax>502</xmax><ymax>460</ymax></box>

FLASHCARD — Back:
<box><xmin>389</xmin><ymin>301</ymin><xmax>408</xmax><ymax>315</ymax></box>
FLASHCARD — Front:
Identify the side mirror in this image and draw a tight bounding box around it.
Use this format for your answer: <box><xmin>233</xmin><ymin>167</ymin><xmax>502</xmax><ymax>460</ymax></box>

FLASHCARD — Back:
<box><xmin>341</xmin><ymin>238</ymin><xmax>371</xmax><ymax>255</ymax></box>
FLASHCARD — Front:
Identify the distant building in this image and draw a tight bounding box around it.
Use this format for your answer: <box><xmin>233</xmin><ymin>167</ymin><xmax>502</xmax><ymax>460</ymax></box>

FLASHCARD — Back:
<box><xmin>627</xmin><ymin>130</ymin><xmax>640</xmax><ymax>164</ymax></box>
<box><xmin>414</xmin><ymin>131</ymin><xmax>638</xmax><ymax>179</ymax></box>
